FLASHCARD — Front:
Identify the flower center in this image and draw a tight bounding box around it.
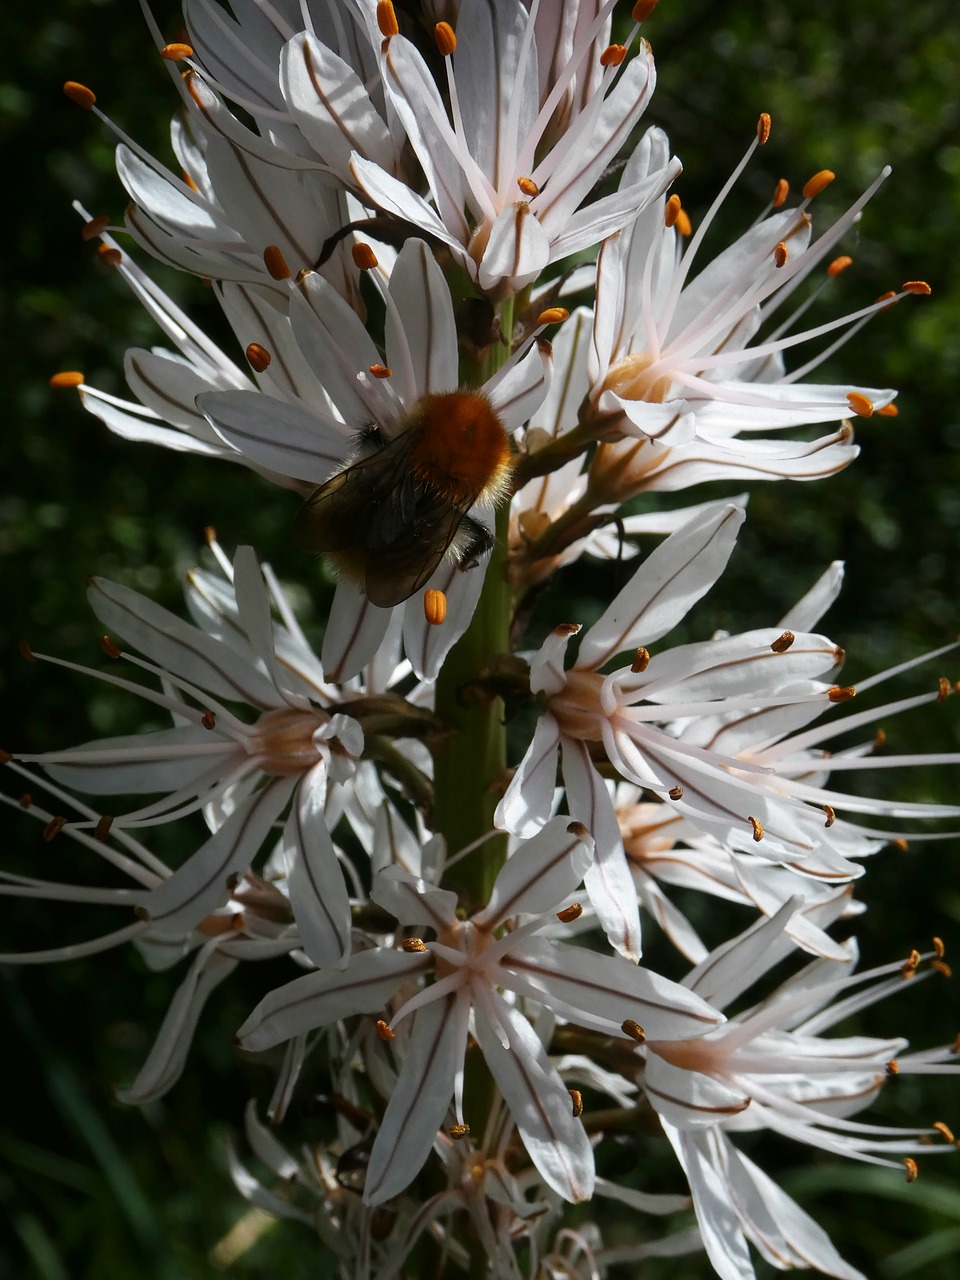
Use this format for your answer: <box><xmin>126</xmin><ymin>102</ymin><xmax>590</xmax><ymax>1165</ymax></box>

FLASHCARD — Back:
<box><xmin>245</xmin><ymin>707</ymin><xmax>326</xmax><ymax>777</ymax></box>
<box><xmin>602</xmin><ymin>351</ymin><xmax>672</xmax><ymax>404</ymax></box>
<box><xmin>548</xmin><ymin>669</ymin><xmax>606</xmax><ymax>741</ymax></box>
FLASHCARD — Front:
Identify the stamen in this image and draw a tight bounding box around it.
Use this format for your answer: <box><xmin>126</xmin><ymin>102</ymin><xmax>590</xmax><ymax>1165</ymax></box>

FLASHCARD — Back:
<box><xmin>668</xmin><ymin>785</ymin><xmax>684</xmax><ymax>800</ymax></box>
<box><xmin>161</xmin><ymin>43</ymin><xmax>194</xmax><ymax>61</ymax></box>
<box><xmin>847</xmin><ymin>392</ymin><xmax>874</xmax><ymax>418</ymax></box>
<box><xmin>537</xmin><ymin>307</ymin><xmax>569</xmax><ymax>326</ymax></box>
<box><xmin>902</xmin><ymin>950</ymin><xmax>921</xmax><ymax>979</ymax></box>
<box><xmin>802</xmin><ymin>169</ymin><xmax>836</xmax><ymax>199</ymax></box>
<box><xmin>664</xmin><ymin>194</ymin><xmax>681</xmax><ymax>228</ymax></box>
<box><xmin>566</xmin><ymin>820</ymin><xmax>589</xmax><ymax>839</ymax></box>
<box><xmin>245</xmin><ymin>343</ymin><xmax>271</xmax><ymax>372</ymax></box>
<box><xmin>569</xmin><ymin>1089</ymin><xmax>584</xmax><ymax>1118</ymax></box>
<box><xmin>902</xmin><ymin>280</ymin><xmax>932</xmax><ymax>296</ymax></box>
<box><xmin>933</xmin><ymin>960</ymin><xmax>952</xmax><ymax>978</ymax></box>
<box><xmin>621</xmin><ymin>1019</ymin><xmax>646</xmax><ymax>1043</ymax></box>
<box><xmin>822</xmin><ymin>804</ymin><xmax>836</xmax><ymax>828</ymax></box>
<box><xmin>938</xmin><ymin>677</ymin><xmax>952</xmax><ymax>702</ymax></box>
<box><xmin>376</xmin><ymin>2</ymin><xmax>399</xmax><ymax>38</ymax></box>
<box><xmin>449</xmin><ymin>1124</ymin><xmax>470</xmax><ymax>1139</ymax></box>
<box><xmin>368</xmin><ymin>364</ymin><xmax>392</xmax><ymax>379</ymax></box>
<box><xmin>893</xmin><ymin>838</ymin><xmax>909</xmax><ymax>852</ymax></box>
<box><xmin>631</xmin><ymin>647</ymin><xmax>651</xmax><ymax>672</ymax></box>
<box><xmin>376</xmin><ymin>1019</ymin><xmax>395</xmax><ymax>1040</ymax></box>
<box><xmin>933</xmin><ymin>937</ymin><xmax>946</xmax><ymax>959</ymax></box>
<box><xmin>402</xmin><ymin>937</ymin><xmax>427</xmax><ymax>953</ymax></box>
<box><xmin>749</xmin><ymin>816</ymin><xmax>764</xmax><ymax>842</ymax></box>
<box><xmin>49</xmin><ymin>371</ymin><xmax>85</xmax><ymax>389</ymax></box>
<box><xmin>774</xmin><ymin>241</ymin><xmax>788</xmax><ymax>268</ymax></box>
<box><xmin>828</xmin><ymin>685</ymin><xmax>856</xmax><ymax>703</ymax></box>
<box><xmin>101</xmin><ymin>636</ymin><xmax>121</xmax><ymax>660</ymax></box>
<box><xmin>95</xmin><ymin>814</ymin><xmax>113</xmax><ymax>841</ymax></box>
<box><xmin>434</xmin><ymin>22</ymin><xmax>456</xmax><ymax>57</ymax></box>
<box><xmin>424</xmin><ymin>589</ymin><xmax>447</xmax><ymax>626</ymax></box>
<box><xmin>81</xmin><ymin>215</ymin><xmax>111</xmax><ymax>241</ymax></box>
<box><xmin>886</xmin><ymin>1059</ymin><xmax>900</xmax><ymax>1075</ymax></box>
<box><xmin>675</xmin><ymin>208</ymin><xmax>692</xmax><ymax>237</ymax></box>
<box><xmin>771</xmin><ymin>631</ymin><xmax>795</xmax><ymax>653</ymax></box>
<box><xmin>97</xmin><ymin>245</ymin><xmax>122</xmax><ymax>268</ymax></box>
<box><xmin>263</xmin><ymin>245</ymin><xmax>291</xmax><ymax>280</ymax></box>
<box><xmin>517</xmin><ymin>176</ymin><xmax>540</xmax><ymax>196</ymax></box>
<box><xmin>878</xmin><ymin>403</ymin><xmax>899</xmax><ymax>417</ymax></box>
<box><xmin>201</xmin><ymin>711</ymin><xmax>217</xmax><ymax>730</ymax></box>
<box><xmin>632</xmin><ymin>0</ymin><xmax>660</xmax><ymax>19</ymax></box>
<box><xmin>556</xmin><ymin>903</ymin><xmax>583</xmax><ymax>923</ymax></box>
<box><xmin>828</xmin><ymin>255</ymin><xmax>853</xmax><ymax>277</ymax></box>
<box><xmin>63</xmin><ymin>81</ymin><xmax>96</xmax><ymax>110</ymax></box>
<box><xmin>19</xmin><ymin>641</ymin><xmax>35</xmax><ymax>662</ymax></box>
<box><xmin>772</xmin><ymin>178</ymin><xmax>789</xmax><ymax>207</ymax></box>
<box><xmin>932</xmin><ymin>1120</ymin><xmax>956</xmax><ymax>1143</ymax></box>
<box><xmin>351</xmin><ymin>242</ymin><xmax>379</xmax><ymax>272</ymax></box>
<box><xmin>43</xmin><ymin>815</ymin><xmax>67</xmax><ymax>841</ymax></box>
<box><xmin>756</xmin><ymin>113</ymin><xmax>771</xmax><ymax>145</ymax></box>
<box><xmin>600</xmin><ymin>44</ymin><xmax>627</xmax><ymax>67</ymax></box>
<box><xmin>18</xmin><ymin>793</ymin><xmax>31</xmax><ymax>807</ymax></box>
<box><xmin>902</xmin><ymin>1157</ymin><xmax>918</xmax><ymax>1183</ymax></box>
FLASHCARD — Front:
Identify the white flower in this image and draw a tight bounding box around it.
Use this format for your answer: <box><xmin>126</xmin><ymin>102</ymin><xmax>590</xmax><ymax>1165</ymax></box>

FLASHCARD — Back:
<box><xmin>499</xmin><ymin>506</ymin><xmax>960</xmax><ymax>959</ymax></box>
<box><xmin>12</xmin><ymin>542</ymin><xmax>393</xmax><ymax>970</ymax></box>
<box><xmin>236</xmin><ymin>816</ymin><xmax>723</xmax><ymax>1205</ymax></box>
<box><xmin>642</xmin><ymin>901</ymin><xmax>960</xmax><ymax>1280</ymax></box>
<box><xmin>283</xmin><ymin>0</ymin><xmax>678</xmax><ymax>296</ymax></box>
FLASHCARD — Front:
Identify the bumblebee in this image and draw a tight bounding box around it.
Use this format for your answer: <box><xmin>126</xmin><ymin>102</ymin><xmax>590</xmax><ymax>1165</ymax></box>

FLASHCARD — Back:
<box><xmin>294</xmin><ymin>390</ymin><xmax>513</xmax><ymax>608</ymax></box>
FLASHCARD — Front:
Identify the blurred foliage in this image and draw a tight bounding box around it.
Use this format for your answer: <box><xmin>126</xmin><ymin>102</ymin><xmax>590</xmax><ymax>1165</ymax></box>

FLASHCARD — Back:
<box><xmin>1</xmin><ymin>1</ymin><xmax>958</xmax><ymax>1277</ymax></box>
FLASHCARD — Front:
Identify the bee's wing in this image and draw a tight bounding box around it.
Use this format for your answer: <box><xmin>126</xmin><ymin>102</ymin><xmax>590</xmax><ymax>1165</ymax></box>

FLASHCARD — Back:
<box><xmin>293</xmin><ymin>432</ymin><xmax>416</xmax><ymax>555</ymax></box>
<box><xmin>363</xmin><ymin>489</ymin><xmax>476</xmax><ymax>609</ymax></box>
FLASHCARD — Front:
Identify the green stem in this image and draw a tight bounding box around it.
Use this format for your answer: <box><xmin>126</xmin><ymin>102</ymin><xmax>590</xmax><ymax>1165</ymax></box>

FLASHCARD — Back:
<box><xmin>432</xmin><ymin>297</ymin><xmax>516</xmax><ymax>912</ymax></box>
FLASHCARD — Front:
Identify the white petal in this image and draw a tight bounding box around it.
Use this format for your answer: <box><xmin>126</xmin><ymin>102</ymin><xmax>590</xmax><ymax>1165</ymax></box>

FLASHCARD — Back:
<box><xmin>495</xmin><ymin>715</ymin><xmax>561</xmax><ymax>837</ymax></box>
<box><xmin>474</xmin><ymin>815</ymin><xmax>593</xmax><ymax>928</ymax></box>
<box><xmin>385</xmin><ymin>239</ymin><xmax>458</xmax><ymax>397</ymax></box>
<box><xmin>285</xmin><ymin>768</ymin><xmax>352</xmax><ymax>969</ymax></box>
<box><xmin>198</xmin><ymin>388</ymin><xmax>349</xmax><ymax>484</ymax></box>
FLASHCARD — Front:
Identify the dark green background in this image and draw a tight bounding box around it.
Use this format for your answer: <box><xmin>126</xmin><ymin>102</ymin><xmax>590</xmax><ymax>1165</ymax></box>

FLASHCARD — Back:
<box><xmin>2</xmin><ymin>1</ymin><xmax>958</xmax><ymax>1276</ymax></box>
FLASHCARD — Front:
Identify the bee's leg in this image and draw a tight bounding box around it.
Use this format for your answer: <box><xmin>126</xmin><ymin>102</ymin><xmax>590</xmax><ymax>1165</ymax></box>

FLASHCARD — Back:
<box><xmin>456</xmin><ymin>516</ymin><xmax>495</xmax><ymax>571</ymax></box>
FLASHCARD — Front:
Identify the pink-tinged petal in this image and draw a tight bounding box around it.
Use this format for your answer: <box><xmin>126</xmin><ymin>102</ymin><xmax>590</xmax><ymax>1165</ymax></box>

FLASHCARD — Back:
<box><xmin>644</xmin><ymin>1054</ymin><xmax>752</xmax><ymax>1130</ymax></box>
<box><xmin>217</xmin><ymin>282</ymin><xmax>328</xmax><ymax>405</ymax></box>
<box><xmin>289</xmin><ymin>272</ymin><xmax>390</xmax><ymax>427</ymax></box>
<box><xmin>627</xmin><ymin>430</ymin><xmax>859</xmax><ymax>491</ymax></box>
<box><xmin>124</xmin><ymin>349</ymin><xmax>237</xmax><ymax>437</ymax></box>
<box><xmin>779</xmin><ymin>562</ymin><xmax>845</xmax><ymax>631</ymax></box>
<box><xmin>402</xmin><ymin>535</ymin><xmax>489</xmax><ymax>682</ymax></box>
<box><xmin>661</xmin><ymin>1124</ymin><xmax>755</xmax><ymax>1280</ymax></box>
<box><xmin>117</xmin><ymin>947</ymin><xmax>238</xmax><ymax>1104</ymax></box>
<box><xmin>478</xmin><ymin>201</ymin><xmax>551</xmax><ymax>294</ymax></box>
<box><xmin>78</xmin><ymin>386</ymin><xmax>230</xmax><ymax>459</ymax></box>
<box><xmin>494</xmin><ymin>715</ymin><xmax>561</xmax><ymax>837</ymax></box>
<box><xmin>285</xmin><ymin>768</ymin><xmax>352</xmax><ymax>970</ymax></box>
<box><xmin>547</xmin><ymin>157</ymin><xmax>682</xmax><ymax>262</ymax></box>
<box><xmin>507</xmin><ymin>937</ymin><xmax>723</xmax><ymax>1039</ymax></box>
<box><xmin>364</xmin><ymin>994</ymin><xmax>467</xmax><ymax>1205</ymax></box>
<box><xmin>531</xmin><ymin>624</ymin><xmax>581</xmax><ymax>696</ymax></box>
<box><xmin>37</xmin><ymin>725</ymin><xmax>233</xmax><ymax>796</ymax></box>
<box><xmin>723</xmin><ymin>1144</ymin><xmax>867</xmax><ymax>1279</ymax></box>
<box><xmin>198</xmin><ymin>388</ymin><xmax>348</xmax><ymax>484</ymax></box>
<box><xmin>321</xmin><ymin>579</ymin><xmax>394</xmax><ymax>682</ymax></box>
<box><xmin>474</xmin><ymin>816</ymin><xmax>593</xmax><ymax>929</ymax></box>
<box><xmin>349</xmin><ymin>155</ymin><xmax>465</xmax><ymax>257</ymax></box>
<box><xmin>280</xmin><ymin>32</ymin><xmax>395</xmax><ymax>179</ymax></box>
<box><xmin>136</xmin><ymin>780</ymin><xmax>295</xmax><ymax>935</ymax></box>
<box><xmin>608</xmin><ymin>396</ymin><xmax>698</xmax><ymax>445</ymax></box>
<box><xmin>485</xmin><ymin>339</ymin><xmax>552</xmax><ymax>432</ymax></box>
<box><xmin>372</xmin><ymin>864</ymin><xmax>459</xmax><ymax>933</ymax></box>
<box><xmin>576</xmin><ymin>503</ymin><xmax>745</xmax><ymax>670</ymax></box>
<box><xmin>236</xmin><ymin>947</ymin><xmax>431</xmax><ymax>1051</ymax></box>
<box><xmin>561</xmin><ymin>740</ymin><xmax>642</xmax><ymax>960</ymax></box>
<box><xmin>535</xmin><ymin>48</ymin><xmax>658</xmax><ymax>235</ymax></box>
<box><xmin>378</xmin><ymin>38</ymin><xmax>473</xmax><ymax>238</ymax></box>
<box><xmin>685</xmin><ymin>898</ymin><xmax>802</xmax><ymax>1009</ymax></box>
<box><xmin>87</xmin><ymin>576</ymin><xmax>281</xmax><ymax>707</ymax></box>
<box><xmin>475</xmin><ymin>996</ymin><xmax>595</xmax><ymax>1203</ymax></box>
<box><xmin>455</xmin><ymin>0</ymin><xmax>536</xmax><ymax>190</ymax></box>
<box><xmin>385</xmin><ymin>240</ymin><xmax>458</xmax><ymax>398</ymax></box>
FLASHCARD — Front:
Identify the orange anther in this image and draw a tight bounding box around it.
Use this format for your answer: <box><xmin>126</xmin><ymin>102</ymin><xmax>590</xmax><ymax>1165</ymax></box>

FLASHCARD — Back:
<box><xmin>101</xmin><ymin>636</ymin><xmax>121</xmax><ymax>659</ymax></box>
<box><xmin>368</xmin><ymin>364</ymin><xmax>392</xmax><ymax>379</ymax></box>
<box><xmin>201</xmin><ymin>711</ymin><xmax>217</xmax><ymax>730</ymax></box>
<box><xmin>263</xmin><ymin>244</ymin><xmax>291</xmax><ymax>280</ymax></box>
<box><xmin>537</xmin><ymin>307</ymin><xmax>569</xmax><ymax>326</ymax></box>
<box><xmin>63</xmin><ymin>81</ymin><xmax>96</xmax><ymax>109</ymax></box>
<box><xmin>632</xmin><ymin>0</ymin><xmax>660</xmax><ymax>19</ymax></box>
<box><xmin>772</xmin><ymin>178</ymin><xmax>789</xmax><ymax>208</ymax></box>
<box><xmin>847</xmin><ymin>392</ymin><xmax>874</xmax><ymax>418</ymax></box>
<box><xmin>827</xmin><ymin>255</ymin><xmax>853</xmax><ymax>277</ymax></box>
<box><xmin>81</xmin><ymin>215</ymin><xmax>110</xmax><ymax>241</ymax></box>
<box><xmin>424</xmin><ymin>589</ymin><xmax>447</xmax><ymax>626</ymax></box>
<box><xmin>664</xmin><ymin>194</ymin><xmax>682</xmax><ymax>228</ymax></box>
<box><xmin>877</xmin><ymin>403</ymin><xmax>899</xmax><ymax>417</ymax></box>
<box><xmin>434</xmin><ymin>22</ymin><xmax>456</xmax><ymax>56</ymax></box>
<box><xmin>822</xmin><ymin>805</ymin><xmax>836</xmax><ymax>828</ymax></box>
<box><xmin>749</xmin><ymin>816</ymin><xmax>764</xmax><ymax>842</ymax></box>
<box><xmin>401</xmin><ymin>937</ymin><xmax>427</xmax><ymax>952</ymax></box>
<box><xmin>245</xmin><ymin>343</ymin><xmax>271</xmax><ymax>373</ymax></box>
<box><xmin>376</xmin><ymin>1019</ymin><xmax>395</xmax><ymax>1040</ymax></box>
<box><xmin>376</xmin><ymin>2</ymin><xmax>399</xmax><ymax>38</ymax></box>
<box><xmin>902</xmin><ymin>1158</ymin><xmax>918</xmax><ymax>1183</ymax></box>
<box><xmin>43</xmin><ymin>816</ymin><xmax>67</xmax><ymax>842</ymax></box>
<box><xmin>49</xmin><ymin>371</ymin><xmax>85</xmax><ymax>389</ymax></box>
<box><xmin>802</xmin><ymin>169</ymin><xmax>836</xmax><ymax>199</ymax></box>
<box><xmin>569</xmin><ymin>1089</ymin><xmax>583</xmax><ymax>1118</ymax></box>
<box><xmin>631</xmin><ymin>646</ymin><xmax>650</xmax><ymax>672</ymax></box>
<box><xmin>95</xmin><ymin>815</ymin><xmax>113</xmax><ymax>841</ymax></box>
<box><xmin>675</xmin><ymin>208</ymin><xmax>692</xmax><ymax>237</ymax></box>
<box><xmin>517</xmin><ymin>176</ymin><xmax>540</xmax><ymax>197</ymax></box>
<box><xmin>771</xmin><ymin>631</ymin><xmax>795</xmax><ymax>653</ymax></box>
<box><xmin>351</xmin><ymin>242</ymin><xmax>379</xmax><ymax>271</ymax></box>
<box><xmin>448</xmin><ymin>1124</ymin><xmax>470</xmax><ymax>1139</ymax></box>
<box><xmin>828</xmin><ymin>685</ymin><xmax>856</xmax><ymax>702</ymax></box>
<box><xmin>902</xmin><ymin>280</ymin><xmax>932</xmax><ymax>296</ymax></box>
<box><xmin>556</xmin><ymin>903</ymin><xmax>583</xmax><ymax>924</ymax></box>
<box><xmin>97</xmin><ymin>245</ymin><xmax>122</xmax><ymax>268</ymax></box>
<box><xmin>668</xmin><ymin>785</ymin><xmax>684</xmax><ymax>800</ymax></box>
<box><xmin>774</xmin><ymin>241</ymin><xmax>788</xmax><ymax>268</ymax></box>
<box><xmin>161</xmin><ymin>43</ymin><xmax>194</xmax><ymax>61</ymax></box>
<box><xmin>621</xmin><ymin>1019</ymin><xmax>646</xmax><ymax>1043</ymax></box>
<box><xmin>600</xmin><ymin>44</ymin><xmax>627</xmax><ymax>67</ymax></box>
<box><xmin>756</xmin><ymin>113</ymin><xmax>771</xmax><ymax>145</ymax></box>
